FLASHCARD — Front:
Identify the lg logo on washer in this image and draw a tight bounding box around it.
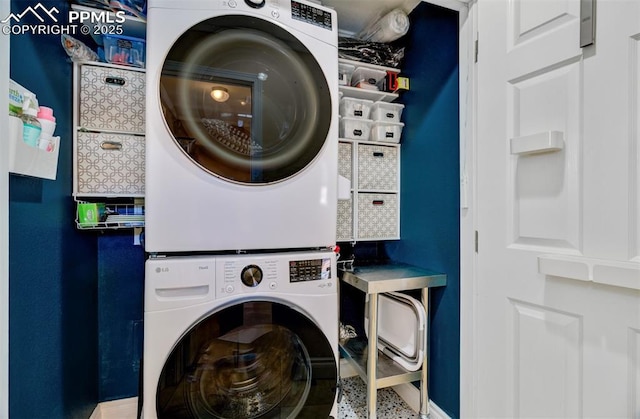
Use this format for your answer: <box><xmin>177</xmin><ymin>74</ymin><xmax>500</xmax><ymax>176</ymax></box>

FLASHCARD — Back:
<box><xmin>154</xmin><ymin>267</ymin><xmax>169</xmax><ymax>273</ymax></box>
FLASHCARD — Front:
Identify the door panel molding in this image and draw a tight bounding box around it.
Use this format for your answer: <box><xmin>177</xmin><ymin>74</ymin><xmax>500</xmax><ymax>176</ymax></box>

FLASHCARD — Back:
<box><xmin>507</xmin><ymin>58</ymin><xmax>582</xmax><ymax>253</ymax></box>
<box><xmin>509</xmin><ymin>299</ymin><xmax>583</xmax><ymax>418</ymax></box>
<box><xmin>630</xmin><ymin>34</ymin><xmax>640</xmax><ymax>261</ymax></box>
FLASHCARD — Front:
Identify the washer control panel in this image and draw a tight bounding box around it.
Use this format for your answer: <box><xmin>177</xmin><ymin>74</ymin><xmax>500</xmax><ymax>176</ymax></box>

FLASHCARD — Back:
<box><xmin>289</xmin><ymin>258</ymin><xmax>331</xmax><ymax>282</ymax></box>
<box><xmin>214</xmin><ymin>252</ymin><xmax>335</xmax><ymax>298</ymax></box>
<box><xmin>291</xmin><ymin>1</ymin><xmax>332</xmax><ymax>30</ymax></box>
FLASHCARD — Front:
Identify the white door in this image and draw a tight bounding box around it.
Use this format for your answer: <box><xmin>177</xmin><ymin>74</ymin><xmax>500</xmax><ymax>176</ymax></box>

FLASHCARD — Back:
<box><xmin>476</xmin><ymin>0</ymin><xmax>640</xmax><ymax>417</ymax></box>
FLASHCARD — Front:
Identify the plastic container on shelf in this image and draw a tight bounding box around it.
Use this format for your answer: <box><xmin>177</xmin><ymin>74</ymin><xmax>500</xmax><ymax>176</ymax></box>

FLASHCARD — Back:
<box><xmin>370</xmin><ymin>101</ymin><xmax>404</xmax><ymax>122</ymax></box>
<box><xmin>339</xmin><ymin>62</ymin><xmax>356</xmax><ymax>86</ymax></box>
<box><xmin>351</xmin><ymin>67</ymin><xmax>386</xmax><ymax>90</ymax></box>
<box><xmin>20</xmin><ymin>93</ymin><xmax>41</xmax><ymax>148</ymax></box>
<box><xmin>370</xmin><ymin>121</ymin><xmax>404</xmax><ymax>143</ymax></box>
<box><xmin>37</xmin><ymin>106</ymin><xmax>57</xmax><ymax>152</ymax></box>
<box><xmin>340</xmin><ymin>117</ymin><xmax>372</xmax><ymax>141</ymax></box>
<box><xmin>339</xmin><ymin>97</ymin><xmax>373</xmax><ymax>119</ymax></box>
<box><xmin>103</xmin><ymin>34</ymin><xmax>146</xmax><ymax>68</ymax></box>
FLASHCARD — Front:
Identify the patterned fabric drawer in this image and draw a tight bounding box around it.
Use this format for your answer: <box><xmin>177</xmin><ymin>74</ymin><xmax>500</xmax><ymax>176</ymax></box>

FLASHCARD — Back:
<box><xmin>76</xmin><ymin>132</ymin><xmax>145</xmax><ymax>195</ymax></box>
<box><xmin>358</xmin><ymin>144</ymin><xmax>398</xmax><ymax>190</ymax></box>
<box><xmin>79</xmin><ymin>65</ymin><xmax>145</xmax><ymax>133</ymax></box>
<box><xmin>337</xmin><ymin>193</ymin><xmax>353</xmax><ymax>241</ymax></box>
<box><xmin>357</xmin><ymin>193</ymin><xmax>399</xmax><ymax>239</ymax></box>
<box><xmin>338</xmin><ymin>142</ymin><xmax>352</xmax><ymax>181</ymax></box>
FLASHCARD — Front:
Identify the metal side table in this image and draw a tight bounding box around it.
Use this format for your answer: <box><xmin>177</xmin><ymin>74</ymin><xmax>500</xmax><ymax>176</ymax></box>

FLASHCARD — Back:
<box><xmin>339</xmin><ymin>263</ymin><xmax>446</xmax><ymax>419</ymax></box>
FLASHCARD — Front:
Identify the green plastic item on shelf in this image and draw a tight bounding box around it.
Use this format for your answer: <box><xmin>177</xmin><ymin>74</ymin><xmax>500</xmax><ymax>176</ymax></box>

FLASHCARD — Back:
<box><xmin>77</xmin><ymin>202</ymin><xmax>105</xmax><ymax>226</ymax></box>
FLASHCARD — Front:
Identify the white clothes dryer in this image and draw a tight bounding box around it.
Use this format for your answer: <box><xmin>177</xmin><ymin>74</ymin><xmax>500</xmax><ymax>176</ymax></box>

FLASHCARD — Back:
<box><xmin>145</xmin><ymin>0</ymin><xmax>339</xmax><ymax>253</ymax></box>
<box><xmin>143</xmin><ymin>250</ymin><xmax>339</xmax><ymax>418</ymax></box>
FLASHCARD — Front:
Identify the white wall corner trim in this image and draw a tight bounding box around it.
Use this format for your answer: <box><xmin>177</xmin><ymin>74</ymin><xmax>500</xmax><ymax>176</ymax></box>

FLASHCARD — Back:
<box><xmin>459</xmin><ymin>0</ymin><xmax>476</xmax><ymax>418</ymax></box>
<box><xmin>1</xmin><ymin>1</ymin><xmax>10</xmax><ymax>417</ymax></box>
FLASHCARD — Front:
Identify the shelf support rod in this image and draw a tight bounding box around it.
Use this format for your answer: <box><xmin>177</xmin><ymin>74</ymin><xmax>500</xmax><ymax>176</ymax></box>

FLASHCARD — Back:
<box><xmin>419</xmin><ymin>287</ymin><xmax>430</xmax><ymax>418</ymax></box>
<box><xmin>367</xmin><ymin>293</ymin><xmax>379</xmax><ymax>419</ymax></box>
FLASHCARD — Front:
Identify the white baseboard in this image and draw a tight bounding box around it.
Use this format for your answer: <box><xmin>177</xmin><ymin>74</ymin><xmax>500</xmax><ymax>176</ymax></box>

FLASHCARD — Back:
<box><xmin>341</xmin><ymin>359</ymin><xmax>450</xmax><ymax>419</ymax></box>
<box><xmin>89</xmin><ymin>397</ymin><xmax>138</xmax><ymax>419</ymax></box>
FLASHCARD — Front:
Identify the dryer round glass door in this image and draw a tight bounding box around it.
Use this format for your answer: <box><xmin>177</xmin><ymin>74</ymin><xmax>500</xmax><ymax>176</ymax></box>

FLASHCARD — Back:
<box><xmin>156</xmin><ymin>300</ymin><xmax>337</xmax><ymax>418</ymax></box>
<box><xmin>159</xmin><ymin>15</ymin><xmax>332</xmax><ymax>184</ymax></box>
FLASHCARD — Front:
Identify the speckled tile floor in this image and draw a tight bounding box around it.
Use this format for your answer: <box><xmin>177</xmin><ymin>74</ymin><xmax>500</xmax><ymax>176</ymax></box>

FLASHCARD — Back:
<box><xmin>95</xmin><ymin>377</ymin><xmax>417</xmax><ymax>419</ymax></box>
<box><xmin>338</xmin><ymin>376</ymin><xmax>418</xmax><ymax>418</ymax></box>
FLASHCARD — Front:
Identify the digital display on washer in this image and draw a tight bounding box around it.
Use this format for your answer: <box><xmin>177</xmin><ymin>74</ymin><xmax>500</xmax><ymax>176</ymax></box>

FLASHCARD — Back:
<box><xmin>291</xmin><ymin>1</ymin><xmax>332</xmax><ymax>30</ymax></box>
<box><xmin>289</xmin><ymin>258</ymin><xmax>331</xmax><ymax>282</ymax></box>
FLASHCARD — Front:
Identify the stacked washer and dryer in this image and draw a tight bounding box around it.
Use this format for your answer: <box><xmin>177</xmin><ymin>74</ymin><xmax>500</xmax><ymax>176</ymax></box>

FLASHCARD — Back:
<box><xmin>142</xmin><ymin>1</ymin><xmax>340</xmax><ymax>418</ymax></box>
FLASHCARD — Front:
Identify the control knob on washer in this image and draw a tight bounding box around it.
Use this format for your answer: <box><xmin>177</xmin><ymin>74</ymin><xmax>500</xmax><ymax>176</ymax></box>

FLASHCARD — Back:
<box><xmin>244</xmin><ymin>0</ymin><xmax>266</xmax><ymax>8</ymax></box>
<box><xmin>241</xmin><ymin>264</ymin><xmax>263</xmax><ymax>287</ymax></box>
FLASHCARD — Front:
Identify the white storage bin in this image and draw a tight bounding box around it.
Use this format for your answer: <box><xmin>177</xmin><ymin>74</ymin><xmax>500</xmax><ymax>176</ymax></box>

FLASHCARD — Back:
<box><xmin>340</xmin><ymin>117</ymin><xmax>372</xmax><ymax>140</ymax></box>
<box><xmin>339</xmin><ymin>62</ymin><xmax>356</xmax><ymax>86</ymax></box>
<box><xmin>351</xmin><ymin>67</ymin><xmax>386</xmax><ymax>90</ymax></box>
<box><xmin>339</xmin><ymin>97</ymin><xmax>373</xmax><ymax>119</ymax></box>
<box><xmin>371</xmin><ymin>101</ymin><xmax>405</xmax><ymax>122</ymax></box>
<box><xmin>371</xmin><ymin>121</ymin><xmax>405</xmax><ymax>143</ymax></box>
<box><xmin>79</xmin><ymin>64</ymin><xmax>145</xmax><ymax>133</ymax></box>
<box><xmin>357</xmin><ymin>192</ymin><xmax>399</xmax><ymax>239</ymax></box>
<box><xmin>76</xmin><ymin>131</ymin><xmax>145</xmax><ymax>196</ymax></box>
<box><xmin>358</xmin><ymin>144</ymin><xmax>398</xmax><ymax>190</ymax></box>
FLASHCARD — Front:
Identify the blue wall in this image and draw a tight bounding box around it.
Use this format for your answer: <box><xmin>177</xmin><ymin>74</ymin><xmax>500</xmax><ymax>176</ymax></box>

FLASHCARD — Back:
<box><xmin>97</xmin><ymin>234</ymin><xmax>144</xmax><ymax>401</ymax></box>
<box><xmin>9</xmin><ymin>0</ymin><xmax>144</xmax><ymax>415</ymax></box>
<box><xmin>9</xmin><ymin>1</ymin><xmax>98</xmax><ymax>417</ymax></box>
<box><xmin>385</xmin><ymin>3</ymin><xmax>460</xmax><ymax>417</ymax></box>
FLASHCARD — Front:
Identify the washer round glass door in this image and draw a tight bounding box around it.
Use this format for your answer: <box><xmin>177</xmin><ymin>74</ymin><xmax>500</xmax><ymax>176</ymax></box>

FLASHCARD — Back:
<box><xmin>159</xmin><ymin>15</ymin><xmax>332</xmax><ymax>184</ymax></box>
<box><xmin>156</xmin><ymin>301</ymin><xmax>338</xmax><ymax>418</ymax></box>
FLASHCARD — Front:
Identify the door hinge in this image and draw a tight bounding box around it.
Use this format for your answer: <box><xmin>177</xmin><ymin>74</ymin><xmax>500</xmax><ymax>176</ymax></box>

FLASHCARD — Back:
<box><xmin>474</xmin><ymin>37</ymin><xmax>479</xmax><ymax>63</ymax></box>
<box><xmin>475</xmin><ymin>230</ymin><xmax>479</xmax><ymax>253</ymax></box>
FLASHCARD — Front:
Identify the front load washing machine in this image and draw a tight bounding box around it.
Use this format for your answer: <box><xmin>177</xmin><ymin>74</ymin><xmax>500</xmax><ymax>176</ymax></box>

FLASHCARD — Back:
<box><xmin>145</xmin><ymin>0</ymin><xmax>339</xmax><ymax>253</ymax></box>
<box><xmin>143</xmin><ymin>250</ymin><xmax>339</xmax><ymax>418</ymax></box>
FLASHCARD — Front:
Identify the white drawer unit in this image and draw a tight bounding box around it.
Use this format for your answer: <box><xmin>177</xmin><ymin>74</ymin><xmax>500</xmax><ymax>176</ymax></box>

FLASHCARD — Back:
<box><xmin>76</xmin><ymin>132</ymin><xmax>145</xmax><ymax>196</ymax></box>
<box><xmin>78</xmin><ymin>64</ymin><xmax>145</xmax><ymax>133</ymax></box>
<box><xmin>358</xmin><ymin>143</ymin><xmax>399</xmax><ymax>191</ymax></box>
<box><xmin>336</xmin><ymin>140</ymin><xmax>400</xmax><ymax>242</ymax></box>
<box><xmin>357</xmin><ymin>193</ymin><xmax>399</xmax><ymax>240</ymax></box>
<box><xmin>73</xmin><ymin>61</ymin><xmax>147</xmax><ymax>229</ymax></box>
